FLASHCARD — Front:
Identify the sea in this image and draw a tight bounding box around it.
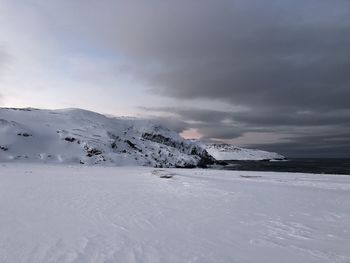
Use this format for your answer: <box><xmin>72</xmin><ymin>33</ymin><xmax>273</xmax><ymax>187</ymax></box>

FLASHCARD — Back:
<box><xmin>219</xmin><ymin>158</ymin><xmax>350</xmax><ymax>175</ymax></box>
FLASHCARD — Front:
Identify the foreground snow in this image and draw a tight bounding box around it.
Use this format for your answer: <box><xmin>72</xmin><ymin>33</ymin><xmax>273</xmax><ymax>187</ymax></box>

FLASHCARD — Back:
<box><xmin>0</xmin><ymin>164</ymin><xmax>349</xmax><ymax>263</ymax></box>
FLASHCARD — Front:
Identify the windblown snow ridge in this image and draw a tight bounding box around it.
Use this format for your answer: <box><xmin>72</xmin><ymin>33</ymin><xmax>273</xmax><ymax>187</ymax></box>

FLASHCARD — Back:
<box><xmin>0</xmin><ymin>108</ymin><xmax>214</xmax><ymax>168</ymax></box>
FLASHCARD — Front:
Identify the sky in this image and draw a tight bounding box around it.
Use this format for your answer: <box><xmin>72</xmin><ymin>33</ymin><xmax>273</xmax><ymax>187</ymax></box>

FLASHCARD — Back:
<box><xmin>0</xmin><ymin>0</ymin><xmax>349</xmax><ymax>158</ymax></box>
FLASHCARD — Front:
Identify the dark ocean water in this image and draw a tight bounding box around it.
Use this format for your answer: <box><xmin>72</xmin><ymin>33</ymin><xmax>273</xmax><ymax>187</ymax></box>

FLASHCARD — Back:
<box><xmin>219</xmin><ymin>158</ymin><xmax>350</xmax><ymax>175</ymax></box>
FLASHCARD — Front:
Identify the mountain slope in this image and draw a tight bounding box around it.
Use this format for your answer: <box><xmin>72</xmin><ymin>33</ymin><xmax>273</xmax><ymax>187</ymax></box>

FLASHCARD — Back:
<box><xmin>206</xmin><ymin>143</ymin><xmax>285</xmax><ymax>161</ymax></box>
<box><xmin>0</xmin><ymin>108</ymin><xmax>213</xmax><ymax>167</ymax></box>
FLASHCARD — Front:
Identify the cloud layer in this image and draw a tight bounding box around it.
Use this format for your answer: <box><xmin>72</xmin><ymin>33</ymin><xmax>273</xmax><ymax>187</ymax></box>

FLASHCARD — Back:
<box><xmin>1</xmin><ymin>0</ymin><xmax>350</xmax><ymax>157</ymax></box>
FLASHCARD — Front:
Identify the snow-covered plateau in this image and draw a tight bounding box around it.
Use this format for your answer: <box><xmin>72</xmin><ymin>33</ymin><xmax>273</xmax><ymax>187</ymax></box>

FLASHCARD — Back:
<box><xmin>0</xmin><ymin>163</ymin><xmax>349</xmax><ymax>263</ymax></box>
<box><xmin>206</xmin><ymin>144</ymin><xmax>285</xmax><ymax>161</ymax></box>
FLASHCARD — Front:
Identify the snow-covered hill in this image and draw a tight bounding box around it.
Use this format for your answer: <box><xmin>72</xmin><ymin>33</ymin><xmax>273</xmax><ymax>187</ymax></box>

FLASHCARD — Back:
<box><xmin>0</xmin><ymin>108</ymin><xmax>214</xmax><ymax>168</ymax></box>
<box><xmin>0</xmin><ymin>107</ymin><xmax>286</xmax><ymax>166</ymax></box>
<box><xmin>206</xmin><ymin>143</ymin><xmax>285</xmax><ymax>161</ymax></box>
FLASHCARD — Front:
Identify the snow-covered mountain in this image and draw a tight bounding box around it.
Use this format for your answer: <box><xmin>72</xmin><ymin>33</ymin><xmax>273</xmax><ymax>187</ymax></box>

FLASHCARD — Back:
<box><xmin>0</xmin><ymin>108</ymin><xmax>214</xmax><ymax>168</ymax></box>
<box><xmin>206</xmin><ymin>143</ymin><xmax>285</xmax><ymax>161</ymax></box>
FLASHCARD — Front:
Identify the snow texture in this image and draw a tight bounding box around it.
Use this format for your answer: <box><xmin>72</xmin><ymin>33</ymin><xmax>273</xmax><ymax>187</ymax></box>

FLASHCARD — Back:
<box><xmin>206</xmin><ymin>143</ymin><xmax>285</xmax><ymax>160</ymax></box>
<box><xmin>0</xmin><ymin>163</ymin><xmax>349</xmax><ymax>263</ymax></box>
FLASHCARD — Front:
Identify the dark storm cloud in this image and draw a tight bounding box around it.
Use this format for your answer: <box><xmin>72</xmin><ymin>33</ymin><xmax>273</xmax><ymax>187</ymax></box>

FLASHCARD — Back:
<box><xmin>33</xmin><ymin>0</ymin><xmax>350</xmax><ymax>112</ymax></box>
<box><xmin>144</xmin><ymin>107</ymin><xmax>350</xmax><ymax>129</ymax></box>
<box><xmin>233</xmin><ymin>110</ymin><xmax>350</xmax><ymax>127</ymax></box>
<box><xmin>147</xmin><ymin>23</ymin><xmax>350</xmax><ymax>111</ymax></box>
<box><xmin>60</xmin><ymin>0</ymin><xmax>350</xmax><ymax>112</ymax></box>
<box><xmin>6</xmin><ymin>0</ymin><xmax>350</xmax><ymax>156</ymax></box>
<box><xmin>250</xmin><ymin>131</ymin><xmax>350</xmax><ymax>158</ymax></box>
<box><xmin>122</xmin><ymin>0</ymin><xmax>350</xmax><ymax>157</ymax></box>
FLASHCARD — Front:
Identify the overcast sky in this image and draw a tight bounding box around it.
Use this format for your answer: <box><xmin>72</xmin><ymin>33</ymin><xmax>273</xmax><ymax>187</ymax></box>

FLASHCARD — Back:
<box><xmin>1</xmin><ymin>0</ymin><xmax>349</xmax><ymax>157</ymax></box>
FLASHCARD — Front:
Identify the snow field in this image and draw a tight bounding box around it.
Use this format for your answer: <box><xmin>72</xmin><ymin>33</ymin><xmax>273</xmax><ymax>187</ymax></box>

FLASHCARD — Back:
<box><xmin>0</xmin><ymin>164</ymin><xmax>349</xmax><ymax>263</ymax></box>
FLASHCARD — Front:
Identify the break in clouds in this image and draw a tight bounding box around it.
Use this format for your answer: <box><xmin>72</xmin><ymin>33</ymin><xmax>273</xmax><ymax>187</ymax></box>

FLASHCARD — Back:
<box><xmin>1</xmin><ymin>0</ymin><xmax>350</xmax><ymax>157</ymax></box>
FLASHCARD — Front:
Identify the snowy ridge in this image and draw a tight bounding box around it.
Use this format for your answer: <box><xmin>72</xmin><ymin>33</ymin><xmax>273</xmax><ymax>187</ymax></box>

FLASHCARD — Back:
<box><xmin>0</xmin><ymin>108</ymin><xmax>214</xmax><ymax>168</ymax></box>
<box><xmin>206</xmin><ymin>143</ymin><xmax>285</xmax><ymax>161</ymax></box>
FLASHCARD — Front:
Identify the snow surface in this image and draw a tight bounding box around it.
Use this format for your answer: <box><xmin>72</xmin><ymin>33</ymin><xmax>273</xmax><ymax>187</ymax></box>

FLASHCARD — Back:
<box><xmin>206</xmin><ymin>143</ymin><xmax>285</xmax><ymax>161</ymax></box>
<box><xmin>0</xmin><ymin>163</ymin><xmax>349</xmax><ymax>263</ymax></box>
